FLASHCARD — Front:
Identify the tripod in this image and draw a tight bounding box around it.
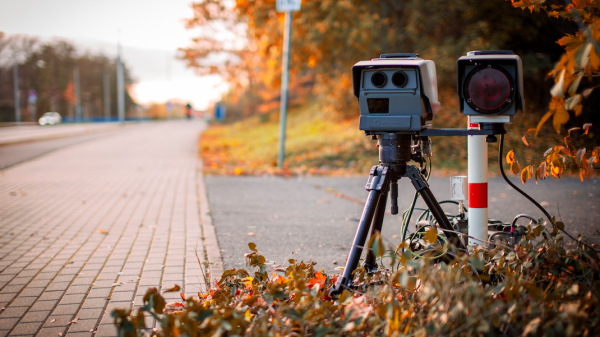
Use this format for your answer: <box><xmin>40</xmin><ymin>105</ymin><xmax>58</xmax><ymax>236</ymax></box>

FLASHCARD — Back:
<box><xmin>330</xmin><ymin>133</ymin><xmax>466</xmax><ymax>295</ymax></box>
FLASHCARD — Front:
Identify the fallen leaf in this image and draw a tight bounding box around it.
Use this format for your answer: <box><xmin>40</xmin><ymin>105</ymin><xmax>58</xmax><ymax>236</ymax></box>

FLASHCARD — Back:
<box><xmin>247</xmin><ymin>233</ymin><xmax>255</xmax><ymax>236</ymax></box>
<box><xmin>99</xmin><ymin>230</ymin><xmax>108</xmax><ymax>234</ymax></box>
<box><xmin>163</xmin><ymin>285</ymin><xmax>181</xmax><ymax>293</ymax></box>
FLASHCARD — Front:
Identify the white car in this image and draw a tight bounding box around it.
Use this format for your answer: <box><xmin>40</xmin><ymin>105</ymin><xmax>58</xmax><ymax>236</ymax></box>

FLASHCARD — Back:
<box><xmin>39</xmin><ymin>112</ymin><xmax>62</xmax><ymax>125</ymax></box>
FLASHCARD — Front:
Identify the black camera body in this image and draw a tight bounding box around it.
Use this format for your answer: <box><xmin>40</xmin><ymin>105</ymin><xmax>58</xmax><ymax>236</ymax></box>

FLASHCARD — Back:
<box><xmin>457</xmin><ymin>51</ymin><xmax>525</xmax><ymax>124</ymax></box>
<box><xmin>352</xmin><ymin>53</ymin><xmax>441</xmax><ymax>133</ymax></box>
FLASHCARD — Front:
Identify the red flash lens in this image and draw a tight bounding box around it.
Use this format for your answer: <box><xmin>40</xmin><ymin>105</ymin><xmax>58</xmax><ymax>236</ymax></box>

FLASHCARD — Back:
<box><xmin>463</xmin><ymin>64</ymin><xmax>514</xmax><ymax>115</ymax></box>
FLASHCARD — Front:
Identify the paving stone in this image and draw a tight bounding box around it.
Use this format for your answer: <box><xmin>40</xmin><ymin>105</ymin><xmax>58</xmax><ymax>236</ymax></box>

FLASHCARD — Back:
<box><xmin>45</xmin><ymin>282</ymin><xmax>70</xmax><ymax>291</ymax></box>
<box><xmin>65</xmin><ymin>285</ymin><xmax>89</xmax><ymax>295</ymax></box>
<box><xmin>18</xmin><ymin>287</ymin><xmax>44</xmax><ymax>297</ymax></box>
<box><xmin>58</xmin><ymin>293</ymin><xmax>85</xmax><ymax>305</ymax></box>
<box><xmin>19</xmin><ymin>310</ymin><xmax>51</xmax><ymax>323</ymax></box>
<box><xmin>9</xmin><ymin>321</ymin><xmax>42</xmax><ymax>335</ymax></box>
<box><xmin>109</xmin><ymin>292</ymin><xmax>134</xmax><ymax>302</ymax></box>
<box><xmin>67</xmin><ymin>333</ymin><xmax>94</xmax><ymax>337</ymax></box>
<box><xmin>37</xmin><ymin>327</ymin><xmax>67</xmax><ymax>336</ymax></box>
<box><xmin>0</xmin><ymin>306</ymin><xmax>28</xmax><ymax>318</ymax></box>
<box><xmin>28</xmin><ymin>300</ymin><xmax>57</xmax><ymax>312</ymax></box>
<box><xmin>0</xmin><ymin>318</ymin><xmax>19</xmax><ymax>330</ymax></box>
<box><xmin>81</xmin><ymin>298</ymin><xmax>107</xmax><ymax>310</ymax></box>
<box><xmin>9</xmin><ymin>296</ymin><xmax>37</xmax><ymax>307</ymax></box>
<box><xmin>86</xmin><ymin>288</ymin><xmax>111</xmax><ymax>299</ymax></box>
<box><xmin>95</xmin><ymin>324</ymin><xmax>117</xmax><ymax>337</ymax></box>
<box><xmin>42</xmin><ymin>314</ymin><xmax>73</xmax><ymax>327</ymax></box>
<box><xmin>76</xmin><ymin>308</ymin><xmax>103</xmax><ymax>320</ymax></box>
<box><xmin>68</xmin><ymin>318</ymin><xmax>98</xmax><ymax>333</ymax></box>
<box><xmin>52</xmin><ymin>304</ymin><xmax>80</xmax><ymax>316</ymax></box>
<box><xmin>37</xmin><ymin>291</ymin><xmax>63</xmax><ymax>301</ymax></box>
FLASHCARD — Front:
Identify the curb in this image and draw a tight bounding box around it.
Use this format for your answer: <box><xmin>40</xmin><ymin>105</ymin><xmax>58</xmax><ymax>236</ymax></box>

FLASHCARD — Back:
<box><xmin>196</xmin><ymin>159</ymin><xmax>224</xmax><ymax>288</ymax></box>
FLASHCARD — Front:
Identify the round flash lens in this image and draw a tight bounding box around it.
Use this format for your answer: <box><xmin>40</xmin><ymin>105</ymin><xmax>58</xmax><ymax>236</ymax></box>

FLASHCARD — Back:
<box><xmin>468</xmin><ymin>68</ymin><xmax>511</xmax><ymax>110</ymax></box>
<box><xmin>371</xmin><ymin>71</ymin><xmax>387</xmax><ymax>88</ymax></box>
<box><xmin>463</xmin><ymin>64</ymin><xmax>515</xmax><ymax>114</ymax></box>
<box><xmin>391</xmin><ymin>71</ymin><xmax>408</xmax><ymax>88</ymax></box>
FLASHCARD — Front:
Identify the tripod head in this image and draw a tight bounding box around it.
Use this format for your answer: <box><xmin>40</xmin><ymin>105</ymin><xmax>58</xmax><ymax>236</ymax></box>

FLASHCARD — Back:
<box><xmin>373</xmin><ymin>133</ymin><xmax>430</xmax><ymax>214</ymax></box>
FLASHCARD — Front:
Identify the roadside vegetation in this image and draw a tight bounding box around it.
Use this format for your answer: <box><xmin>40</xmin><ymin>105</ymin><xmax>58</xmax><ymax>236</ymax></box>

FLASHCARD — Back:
<box><xmin>114</xmin><ymin>223</ymin><xmax>600</xmax><ymax>336</ymax></box>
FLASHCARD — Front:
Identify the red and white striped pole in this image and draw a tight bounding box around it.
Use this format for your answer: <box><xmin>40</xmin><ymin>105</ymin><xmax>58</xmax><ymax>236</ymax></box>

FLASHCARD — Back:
<box><xmin>468</xmin><ymin>117</ymin><xmax>488</xmax><ymax>246</ymax></box>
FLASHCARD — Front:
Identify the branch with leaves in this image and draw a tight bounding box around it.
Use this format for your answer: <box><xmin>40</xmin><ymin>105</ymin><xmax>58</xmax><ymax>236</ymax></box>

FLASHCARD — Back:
<box><xmin>511</xmin><ymin>0</ymin><xmax>600</xmax><ymax>134</ymax></box>
<box><xmin>509</xmin><ymin>123</ymin><xmax>599</xmax><ymax>184</ymax></box>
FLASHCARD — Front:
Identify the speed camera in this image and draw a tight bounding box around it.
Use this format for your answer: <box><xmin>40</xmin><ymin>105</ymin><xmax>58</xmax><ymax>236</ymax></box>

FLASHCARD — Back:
<box><xmin>352</xmin><ymin>53</ymin><xmax>441</xmax><ymax>133</ymax></box>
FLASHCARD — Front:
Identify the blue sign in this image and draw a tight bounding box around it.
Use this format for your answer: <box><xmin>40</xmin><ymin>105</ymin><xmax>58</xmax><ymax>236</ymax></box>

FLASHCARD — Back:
<box><xmin>215</xmin><ymin>103</ymin><xmax>226</xmax><ymax>121</ymax></box>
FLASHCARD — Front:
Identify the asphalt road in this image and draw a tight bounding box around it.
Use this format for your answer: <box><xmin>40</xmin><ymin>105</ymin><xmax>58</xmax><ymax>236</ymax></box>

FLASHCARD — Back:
<box><xmin>206</xmin><ymin>175</ymin><xmax>600</xmax><ymax>275</ymax></box>
<box><xmin>0</xmin><ymin>132</ymin><xmax>119</xmax><ymax>170</ymax></box>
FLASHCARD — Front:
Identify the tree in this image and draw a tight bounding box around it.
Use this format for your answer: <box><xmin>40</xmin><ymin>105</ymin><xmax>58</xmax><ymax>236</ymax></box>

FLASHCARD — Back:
<box><xmin>0</xmin><ymin>33</ymin><xmax>137</xmax><ymax>122</ymax></box>
<box><xmin>508</xmin><ymin>0</ymin><xmax>600</xmax><ymax>183</ymax></box>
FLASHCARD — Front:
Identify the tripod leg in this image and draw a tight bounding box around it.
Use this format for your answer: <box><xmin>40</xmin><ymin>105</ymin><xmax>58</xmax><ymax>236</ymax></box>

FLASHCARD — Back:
<box><xmin>405</xmin><ymin>166</ymin><xmax>466</xmax><ymax>250</ymax></box>
<box><xmin>330</xmin><ymin>166</ymin><xmax>391</xmax><ymax>295</ymax></box>
<box><xmin>364</xmin><ymin>191</ymin><xmax>388</xmax><ymax>273</ymax></box>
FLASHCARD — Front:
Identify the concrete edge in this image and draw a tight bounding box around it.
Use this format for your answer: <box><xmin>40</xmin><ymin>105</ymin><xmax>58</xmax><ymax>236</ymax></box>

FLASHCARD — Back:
<box><xmin>196</xmin><ymin>158</ymin><xmax>224</xmax><ymax>289</ymax></box>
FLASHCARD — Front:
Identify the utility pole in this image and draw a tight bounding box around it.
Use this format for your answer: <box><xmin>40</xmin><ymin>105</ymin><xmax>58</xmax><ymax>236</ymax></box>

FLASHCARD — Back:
<box><xmin>117</xmin><ymin>45</ymin><xmax>125</xmax><ymax>124</ymax></box>
<box><xmin>74</xmin><ymin>65</ymin><xmax>82</xmax><ymax>122</ymax></box>
<box><xmin>276</xmin><ymin>0</ymin><xmax>301</xmax><ymax>169</ymax></box>
<box><xmin>104</xmin><ymin>71</ymin><xmax>111</xmax><ymax>121</ymax></box>
<box><xmin>13</xmin><ymin>62</ymin><xmax>20</xmax><ymax>123</ymax></box>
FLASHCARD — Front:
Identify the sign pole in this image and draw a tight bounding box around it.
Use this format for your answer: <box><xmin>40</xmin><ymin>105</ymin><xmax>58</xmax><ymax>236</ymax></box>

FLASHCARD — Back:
<box><xmin>467</xmin><ymin>118</ymin><xmax>488</xmax><ymax>246</ymax></box>
<box><xmin>74</xmin><ymin>66</ymin><xmax>82</xmax><ymax>122</ymax></box>
<box><xmin>277</xmin><ymin>10</ymin><xmax>292</xmax><ymax>169</ymax></box>
<box><xmin>104</xmin><ymin>71</ymin><xmax>111</xmax><ymax>121</ymax></box>
<box><xmin>13</xmin><ymin>62</ymin><xmax>20</xmax><ymax>123</ymax></box>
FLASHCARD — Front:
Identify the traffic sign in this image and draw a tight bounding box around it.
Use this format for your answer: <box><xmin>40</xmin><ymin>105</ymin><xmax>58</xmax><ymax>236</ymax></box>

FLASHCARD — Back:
<box><xmin>215</xmin><ymin>103</ymin><xmax>226</xmax><ymax>121</ymax></box>
<box><xmin>28</xmin><ymin>90</ymin><xmax>37</xmax><ymax>104</ymax></box>
<box><xmin>276</xmin><ymin>0</ymin><xmax>301</xmax><ymax>12</ymax></box>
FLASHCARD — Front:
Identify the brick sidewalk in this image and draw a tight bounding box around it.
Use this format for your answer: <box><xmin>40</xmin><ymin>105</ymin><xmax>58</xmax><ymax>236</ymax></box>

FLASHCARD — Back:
<box><xmin>0</xmin><ymin>121</ymin><xmax>220</xmax><ymax>336</ymax></box>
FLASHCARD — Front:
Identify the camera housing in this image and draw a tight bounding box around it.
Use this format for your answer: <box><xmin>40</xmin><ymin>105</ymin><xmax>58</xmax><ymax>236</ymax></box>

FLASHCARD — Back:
<box><xmin>457</xmin><ymin>50</ymin><xmax>524</xmax><ymax>124</ymax></box>
<box><xmin>353</xmin><ymin>53</ymin><xmax>440</xmax><ymax>133</ymax></box>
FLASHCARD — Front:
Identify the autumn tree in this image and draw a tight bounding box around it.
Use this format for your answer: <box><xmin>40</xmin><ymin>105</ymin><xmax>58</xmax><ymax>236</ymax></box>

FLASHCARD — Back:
<box><xmin>507</xmin><ymin>0</ymin><xmax>600</xmax><ymax>183</ymax></box>
<box><xmin>181</xmin><ymin>0</ymin><xmax>569</xmax><ymax>116</ymax></box>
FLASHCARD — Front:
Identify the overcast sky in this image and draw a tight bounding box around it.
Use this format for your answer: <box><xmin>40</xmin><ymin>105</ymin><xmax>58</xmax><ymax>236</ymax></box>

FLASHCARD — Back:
<box><xmin>0</xmin><ymin>0</ymin><xmax>227</xmax><ymax>109</ymax></box>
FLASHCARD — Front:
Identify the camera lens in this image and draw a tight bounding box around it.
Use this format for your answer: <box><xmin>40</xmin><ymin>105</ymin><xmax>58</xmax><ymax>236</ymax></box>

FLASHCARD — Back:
<box><xmin>371</xmin><ymin>71</ymin><xmax>387</xmax><ymax>88</ymax></box>
<box><xmin>464</xmin><ymin>64</ymin><xmax>514</xmax><ymax>114</ymax></box>
<box><xmin>391</xmin><ymin>71</ymin><xmax>408</xmax><ymax>88</ymax></box>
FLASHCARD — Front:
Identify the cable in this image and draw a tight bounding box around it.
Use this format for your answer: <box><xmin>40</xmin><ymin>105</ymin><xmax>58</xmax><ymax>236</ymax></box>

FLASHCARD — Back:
<box><xmin>400</xmin><ymin>158</ymin><xmax>432</xmax><ymax>252</ymax></box>
<box><xmin>498</xmin><ymin>134</ymin><xmax>599</xmax><ymax>253</ymax></box>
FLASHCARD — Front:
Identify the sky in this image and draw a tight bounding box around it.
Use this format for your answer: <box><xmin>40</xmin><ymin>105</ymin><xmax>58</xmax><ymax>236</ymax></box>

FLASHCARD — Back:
<box><xmin>0</xmin><ymin>0</ymin><xmax>228</xmax><ymax>110</ymax></box>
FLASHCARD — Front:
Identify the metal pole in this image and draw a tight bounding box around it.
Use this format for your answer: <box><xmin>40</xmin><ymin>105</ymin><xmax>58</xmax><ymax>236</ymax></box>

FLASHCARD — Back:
<box><xmin>117</xmin><ymin>56</ymin><xmax>125</xmax><ymax>123</ymax></box>
<box><xmin>13</xmin><ymin>62</ymin><xmax>20</xmax><ymax>123</ymax></box>
<box><xmin>104</xmin><ymin>71</ymin><xmax>111</xmax><ymax>122</ymax></box>
<box><xmin>277</xmin><ymin>11</ymin><xmax>292</xmax><ymax>168</ymax></box>
<box><xmin>74</xmin><ymin>65</ymin><xmax>82</xmax><ymax>122</ymax></box>
<box><xmin>467</xmin><ymin>118</ymin><xmax>488</xmax><ymax>246</ymax></box>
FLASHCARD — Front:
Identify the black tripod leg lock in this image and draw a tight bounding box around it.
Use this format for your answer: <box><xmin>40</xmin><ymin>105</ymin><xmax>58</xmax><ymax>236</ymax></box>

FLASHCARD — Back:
<box><xmin>365</xmin><ymin>166</ymin><xmax>390</xmax><ymax>192</ymax></box>
<box><xmin>405</xmin><ymin>165</ymin><xmax>428</xmax><ymax>191</ymax></box>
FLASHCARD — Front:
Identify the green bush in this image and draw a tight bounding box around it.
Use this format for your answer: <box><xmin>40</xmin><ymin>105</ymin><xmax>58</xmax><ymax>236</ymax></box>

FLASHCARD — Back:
<box><xmin>114</xmin><ymin>221</ymin><xmax>600</xmax><ymax>337</ymax></box>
